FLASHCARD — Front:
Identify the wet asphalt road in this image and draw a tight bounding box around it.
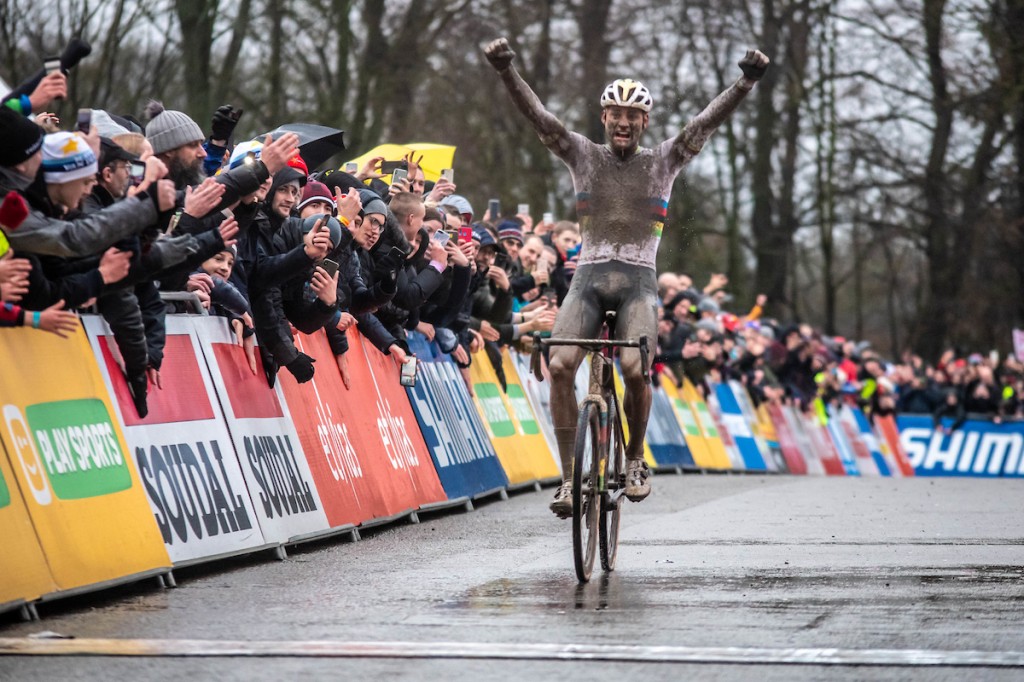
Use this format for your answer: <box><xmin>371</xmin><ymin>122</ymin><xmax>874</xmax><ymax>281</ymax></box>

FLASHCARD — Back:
<box><xmin>2</xmin><ymin>474</ymin><xmax>1024</xmax><ymax>681</ymax></box>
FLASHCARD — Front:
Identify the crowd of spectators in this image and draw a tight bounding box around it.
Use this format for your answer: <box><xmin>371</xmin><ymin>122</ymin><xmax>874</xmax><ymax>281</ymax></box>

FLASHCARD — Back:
<box><xmin>1</xmin><ymin>61</ymin><xmax>1019</xmax><ymax>433</ymax></box>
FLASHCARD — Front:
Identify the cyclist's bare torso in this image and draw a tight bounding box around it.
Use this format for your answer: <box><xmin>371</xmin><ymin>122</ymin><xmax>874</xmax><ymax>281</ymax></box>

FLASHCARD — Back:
<box><xmin>485</xmin><ymin>37</ymin><xmax>768</xmax><ymax>513</ymax></box>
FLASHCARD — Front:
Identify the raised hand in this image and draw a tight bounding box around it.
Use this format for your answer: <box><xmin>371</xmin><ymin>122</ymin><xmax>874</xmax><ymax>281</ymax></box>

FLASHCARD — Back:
<box><xmin>335</xmin><ymin>187</ymin><xmax>362</xmax><ymax>225</ymax></box>
<box><xmin>259</xmin><ymin>132</ymin><xmax>301</xmax><ymax>174</ymax></box>
<box><xmin>739</xmin><ymin>50</ymin><xmax>770</xmax><ymax>81</ymax></box>
<box><xmin>29</xmin><ymin>72</ymin><xmax>67</xmax><ymax>113</ymax></box>
<box><xmin>184</xmin><ymin>177</ymin><xmax>226</xmax><ymax>217</ymax></box>
<box><xmin>310</xmin><ymin>266</ymin><xmax>339</xmax><ymax>306</ymax></box>
<box><xmin>484</xmin><ymin>38</ymin><xmax>516</xmax><ymax>71</ymax></box>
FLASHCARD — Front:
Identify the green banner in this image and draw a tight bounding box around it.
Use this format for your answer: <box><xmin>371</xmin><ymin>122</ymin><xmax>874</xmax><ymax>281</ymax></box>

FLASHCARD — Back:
<box><xmin>474</xmin><ymin>383</ymin><xmax>516</xmax><ymax>438</ymax></box>
<box><xmin>27</xmin><ymin>398</ymin><xmax>132</xmax><ymax>500</ymax></box>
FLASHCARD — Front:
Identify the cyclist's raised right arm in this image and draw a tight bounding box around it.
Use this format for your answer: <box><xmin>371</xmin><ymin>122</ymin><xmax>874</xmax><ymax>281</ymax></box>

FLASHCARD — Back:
<box><xmin>485</xmin><ymin>38</ymin><xmax>575</xmax><ymax>160</ymax></box>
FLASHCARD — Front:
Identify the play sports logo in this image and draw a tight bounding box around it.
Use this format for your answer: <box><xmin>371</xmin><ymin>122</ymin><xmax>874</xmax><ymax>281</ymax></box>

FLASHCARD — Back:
<box><xmin>3</xmin><ymin>400</ymin><xmax>131</xmax><ymax>505</ymax></box>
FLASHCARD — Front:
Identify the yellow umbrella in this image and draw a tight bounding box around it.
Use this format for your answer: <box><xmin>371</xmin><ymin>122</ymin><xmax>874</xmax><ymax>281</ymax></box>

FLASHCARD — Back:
<box><xmin>343</xmin><ymin>143</ymin><xmax>456</xmax><ymax>183</ymax></box>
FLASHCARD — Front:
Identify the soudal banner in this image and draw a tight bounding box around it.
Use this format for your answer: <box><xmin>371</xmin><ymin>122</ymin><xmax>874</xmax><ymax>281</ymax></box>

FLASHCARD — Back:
<box><xmin>728</xmin><ymin>380</ymin><xmax>783</xmax><ymax>472</ymax></box>
<box><xmin>404</xmin><ymin>333</ymin><xmax>508</xmax><ymax>501</ymax></box>
<box><xmin>0</xmin><ymin>323</ymin><xmax>170</xmax><ymax>592</ymax></box>
<box><xmin>840</xmin><ymin>406</ymin><xmax>890</xmax><ymax>476</ymax></box>
<box><xmin>192</xmin><ymin>318</ymin><xmax>330</xmax><ymax>543</ymax></box>
<box><xmin>84</xmin><ymin>316</ymin><xmax>267</xmax><ymax>564</ymax></box>
<box><xmin>897</xmin><ymin>415</ymin><xmax>1024</xmax><ymax>477</ymax></box>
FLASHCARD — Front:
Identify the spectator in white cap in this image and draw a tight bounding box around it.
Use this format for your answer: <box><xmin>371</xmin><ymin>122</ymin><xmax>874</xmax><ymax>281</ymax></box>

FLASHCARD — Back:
<box><xmin>144</xmin><ymin>100</ymin><xmax>207</xmax><ymax>188</ymax></box>
<box><xmin>41</xmin><ymin>132</ymin><xmax>98</xmax><ymax>215</ymax></box>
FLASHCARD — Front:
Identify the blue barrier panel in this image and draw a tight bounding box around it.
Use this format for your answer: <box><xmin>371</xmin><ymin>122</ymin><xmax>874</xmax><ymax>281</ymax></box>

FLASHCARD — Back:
<box><xmin>404</xmin><ymin>336</ymin><xmax>509</xmax><ymax>498</ymax></box>
<box><xmin>896</xmin><ymin>415</ymin><xmax>1024</xmax><ymax>478</ymax></box>
<box><xmin>646</xmin><ymin>386</ymin><xmax>697</xmax><ymax>469</ymax></box>
<box><xmin>849</xmin><ymin>407</ymin><xmax>891</xmax><ymax>476</ymax></box>
<box><xmin>827</xmin><ymin>417</ymin><xmax>861</xmax><ymax>476</ymax></box>
<box><xmin>712</xmin><ymin>383</ymin><xmax>768</xmax><ymax>471</ymax></box>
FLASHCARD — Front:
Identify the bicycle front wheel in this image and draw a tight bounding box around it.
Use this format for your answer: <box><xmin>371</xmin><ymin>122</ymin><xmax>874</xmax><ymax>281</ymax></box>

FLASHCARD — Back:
<box><xmin>573</xmin><ymin>399</ymin><xmax>600</xmax><ymax>583</ymax></box>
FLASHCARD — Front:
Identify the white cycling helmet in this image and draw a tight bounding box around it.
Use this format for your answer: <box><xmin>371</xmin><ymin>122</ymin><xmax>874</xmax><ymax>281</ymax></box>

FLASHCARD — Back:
<box><xmin>600</xmin><ymin>79</ymin><xmax>653</xmax><ymax>112</ymax></box>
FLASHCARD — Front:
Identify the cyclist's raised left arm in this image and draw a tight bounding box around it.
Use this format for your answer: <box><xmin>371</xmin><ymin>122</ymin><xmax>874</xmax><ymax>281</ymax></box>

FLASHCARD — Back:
<box><xmin>485</xmin><ymin>37</ymin><xmax>576</xmax><ymax>161</ymax></box>
<box><xmin>671</xmin><ymin>50</ymin><xmax>769</xmax><ymax>163</ymax></box>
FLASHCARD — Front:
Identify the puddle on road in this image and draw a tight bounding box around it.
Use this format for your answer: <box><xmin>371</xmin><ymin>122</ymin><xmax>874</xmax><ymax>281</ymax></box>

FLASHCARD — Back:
<box><xmin>435</xmin><ymin>565</ymin><xmax>1024</xmax><ymax>616</ymax></box>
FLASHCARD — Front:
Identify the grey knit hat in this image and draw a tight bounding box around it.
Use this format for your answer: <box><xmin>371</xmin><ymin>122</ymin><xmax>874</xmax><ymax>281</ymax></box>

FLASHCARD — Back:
<box><xmin>144</xmin><ymin>101</ymin><xmax>204</xmax><ymax>155</ymax></box>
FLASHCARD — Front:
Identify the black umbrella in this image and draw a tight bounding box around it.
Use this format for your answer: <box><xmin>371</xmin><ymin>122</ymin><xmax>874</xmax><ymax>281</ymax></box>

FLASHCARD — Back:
<box><xmin>261</xmin><ymin>123</ymin><xmax>346</xmax><ymax>170</ymax></box>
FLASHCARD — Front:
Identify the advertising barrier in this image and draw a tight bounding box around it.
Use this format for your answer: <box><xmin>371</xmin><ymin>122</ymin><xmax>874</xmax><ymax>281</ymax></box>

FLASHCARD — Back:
<box><xmin>280</xmin><ymin>329</ymin><xmax>446</xmax><ymax>527</ymax></box>
<box><xmin>678</xmin><ymin>379</ymin><xmax>733</xmax><ymax>469</ymax></box>
<box><xmin>610</xmin><ymin>365</ymin><xmax>659</xmax><ymax>468</ymax></box>
<box><xmin>469</xmin><ymin>349</ymin><xmax>560</xmax><ymax>486</ymax></box>
<box><xmin>875</xmin><ymin>415</ymin><xmax>915</xmax><ymax>476</ymax></box>
<box><xmin>85</xmin><ymin>316</ymin><xmax>270</xmax><ymax>564</ymax></box>
<box><xmin>802</xmin><ymin>409</ymin><xmax>848</xmax><ymax>476</ymax></box>
<box><xmin>766</xmin><ymin>404</ymin><xmax>808</xmax><ymax>474</ymax></box>
<box><xmin>0</xmin><ymin>440</ymin><xmax>55</xmax><ymax>614</ymax></box>
<box><xmin>839</xmin><ymin>406</ymin><xmax>886</xmax><ymax>476</ymax></box>
<box><xmin>0</xmin><ymin>323</ymin><xmax>170</xmax><ymax>593</ymax></box>
<box><xmin>507</xmin><ymin>347</ymin><xmax>559</xmax><ymax>457</ymax></box>
<box><xmin>193</xmin><ymin>318</ymin><xmax>331</xmax><ymax>543</ymax></box>
<box><xmin>658</xmin><ymin>375</ymin><xmax>715</xmax><ymax>468</ymax></box>
<box><xmin>404</xmin><ymin>333</ymin><xmax>508</xmax><ymax>500</ymax></box>
<box><xmin>646</xmin><ymin>384</ymin><xmax>697</xmax><ymax>470</ymax></box>
<box><xmin>897</xmin><ymin>415</ymin><xmax>1024</xmax><ymax>478</ymax></box>
<box><xmin>827</xmin><ymin>413</ymin><xmax>863</xmax><ymax>477</ymax></box>
<box><xmin>705</xmin><ymin>389</ymin><xmax>747</xmax><ymax>470</ymax></box>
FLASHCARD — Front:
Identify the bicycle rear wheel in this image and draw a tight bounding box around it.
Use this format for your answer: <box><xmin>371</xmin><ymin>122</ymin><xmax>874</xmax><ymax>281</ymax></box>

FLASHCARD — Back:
<box><xmin>600</xmin><ymin>391</ymin><xmax>624</xmax><ymax>571</ymax></box>
<box><xmin>573</xmin><ymin>399</ymin><xmax>600</xmax><ymax>583</ymax></box>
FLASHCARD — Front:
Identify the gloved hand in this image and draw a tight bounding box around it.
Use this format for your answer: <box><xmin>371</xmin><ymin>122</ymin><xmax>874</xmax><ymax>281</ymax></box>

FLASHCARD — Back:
<box><xmin>285</xmin><ymin>352</ymin><xmax>316</xmax><ymax>383</ymax></box>
<box><xmin>738</xmin><ymin>50</ymin><xmax>770</xmax><ymax>81</ymax></box>
<box><xmin>211</xmin><ymin>105</ymin><xmax>242</xmax><ymax>142</ymax></box>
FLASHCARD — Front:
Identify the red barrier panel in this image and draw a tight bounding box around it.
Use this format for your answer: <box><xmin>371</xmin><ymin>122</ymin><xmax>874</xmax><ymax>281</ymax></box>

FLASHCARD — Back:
<box><xmin>279</xmin><ymin>329</ymin><xmax>444</xmax><ymax>527</ymax></box>
<box><xmin>767</xmin><ymin>404</ymin><xmax>808</xmax><ymax>475</ymax></box>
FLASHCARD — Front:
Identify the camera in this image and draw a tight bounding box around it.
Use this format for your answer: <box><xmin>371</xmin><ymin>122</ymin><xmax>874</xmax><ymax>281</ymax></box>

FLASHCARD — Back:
<box><xmin>380</xmin><ymin>160</ymin><xmax>408</xmax><ymax>174</ymax></box>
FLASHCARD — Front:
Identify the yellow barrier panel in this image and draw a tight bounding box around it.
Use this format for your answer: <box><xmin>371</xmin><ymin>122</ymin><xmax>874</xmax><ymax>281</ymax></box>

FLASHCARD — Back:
<box><xmin>469</xmin><ymin>350</ymin><xmax>560</xmax><ymax>485</ymax></box>
<box><xmin>610</xmin><ymin>367</ymin><xmax>658</xmax><ymax>468</ymax></box>
<box><xmin>679</xmin><ymin>379</ymin><xmax>733</xmax><ymax>469</ymax></box>
<box><xmin>658</xmin><ymin>375</ymin><xmax>715</xmax><ymax>468</ymax></box>
<box><xmin>0</xmin><ymin>327</ymin><xmax>170</xmax><ymax>594</ymax></box>
<box><xmin>0</xmin><ymin>439</ymin><xmax>55</xmax><ymax>611</ymax></box>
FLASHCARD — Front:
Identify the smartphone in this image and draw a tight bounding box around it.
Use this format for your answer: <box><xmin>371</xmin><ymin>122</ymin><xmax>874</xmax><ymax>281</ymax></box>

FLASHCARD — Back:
<box><xmin>488</xmin><ymin>199</ymin><xmax>501</xmax><ymax>221</ymax></box>
<box><xmin>221</xmin><ymin>207</ymin><xmax>234</xmax><ymax>219</ymax></box>
<box><xmin>380</xmin><ymin>160</ymin><xmax>408</xmax><ymax>174</ymax></box>
<box><xmin>440</xmin><ymin>168</ymin><xmax>454</xmax><ymax>184</ymax></box>
<box><xmin>457</xmin><ymin>226</ymin><xmax>473</xmax><ymax>244</ymax></box>
<box><xmin>389</xmin><ymin>245</ymin><xmax>407</xmax><ymax>261</ymax></box>
<box><xmin>432</xmin><ymin>229</ymin><xmax>450</xmax><ymax>247</ymax></box>
<box><xmin>517</xmin><ymin>203</ymin><xmax>529</xmax><ymax>216</ymax></box>
<box><xmin>391</xmin><ymin>168</ymin><xmax>409</xmax><ymax>185</ymax></box>
<box><xmin>129</xmin><ymin>161</ymin><xmax>146</xmax><ymax>182</ymax></box>
<box><xmin>400</xmin><ymin>356</ymin><xmax>418</xmax><ymax>387</ymax></box>
<box><xmin>44</xmin><ymin>57</ymin><xmax>62</xmax><ymax>75</ymax></box>
<box><xmin>344</xmin><ymin>162</ymin><xmax>359</xmax><ymax>174</ymax></box>
<box><xmin>76</xmin><ymin>108</ymin><xmax>92</xmax><ymax>134</ymax></box>
<box><xmin>543</xmin><ymin>212</ymin><xmax>554</xmax><ymax>224</ymax></box>
<box><xmin>319</xmin><ymin>258</ymin><xmax>340</xmax><ymax>279</ymax></box>
<box><xmin>493</xmin><ymin>252</ymin><xmax>510</xmax><ymax>270</ymax></box>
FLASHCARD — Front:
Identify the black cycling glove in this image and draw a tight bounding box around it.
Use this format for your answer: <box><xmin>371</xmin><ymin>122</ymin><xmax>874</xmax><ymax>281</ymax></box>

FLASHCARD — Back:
<box><xmin>285</xmin><ymin>352</ymin><xmax>316</xmax><ymax>383</ymax></box>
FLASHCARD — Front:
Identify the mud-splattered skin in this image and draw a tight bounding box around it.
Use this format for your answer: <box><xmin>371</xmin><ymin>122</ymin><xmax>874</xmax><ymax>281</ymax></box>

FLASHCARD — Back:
<box><xmin>494</xmin><ymin>61</ymin><xmax>758</xmax><ymax>474</ymax></box>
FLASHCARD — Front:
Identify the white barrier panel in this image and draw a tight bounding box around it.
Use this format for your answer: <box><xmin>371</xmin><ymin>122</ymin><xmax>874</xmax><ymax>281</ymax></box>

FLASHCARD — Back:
<box><xmin>84</xmin><ymin>316</ymin><xmax>269</xmax><ymax>564</ymax></box>
<box><xmin>193</xmin><ymin>317</ymin><xmax>331</xmax><ymax>543</ymax></box>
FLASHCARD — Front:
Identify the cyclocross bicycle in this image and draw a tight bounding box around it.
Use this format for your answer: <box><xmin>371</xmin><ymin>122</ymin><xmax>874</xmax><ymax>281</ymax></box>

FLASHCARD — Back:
<box><xmin>532</xmin><ymin>313</ymin><xmax>649</xmax><ymax>582</ymax></box>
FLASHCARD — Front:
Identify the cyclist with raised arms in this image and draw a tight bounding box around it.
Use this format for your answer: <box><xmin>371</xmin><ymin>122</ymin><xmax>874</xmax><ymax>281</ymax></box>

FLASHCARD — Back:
<box><xmin>484</xmin><ymin>37</ymin><xmax>769</xmax><ymax>517</ymax></box>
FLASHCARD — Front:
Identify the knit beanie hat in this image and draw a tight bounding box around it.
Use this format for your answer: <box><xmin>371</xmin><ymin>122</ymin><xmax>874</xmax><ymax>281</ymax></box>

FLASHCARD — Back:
<box><xmin>42</xmin><ymin>132</ymin><xmax>98</xmax><ymax>184</ymax></box>
<box><xmin>497</xmin><ymin>219</ymin><xmax>523</xmax><ymax>245</ymax></box>
<box><xmin>298</xmin><ymin>181</ymin><xmax>336</xmax><ymax>213</ymax></box>
<box><xmin>0</xmin><ymin>108</ymin><xmax>44</xmax><ymax>167</ymax></box>
<box><xmin>439</xmin><ymin>194</ymin><xmax>474</xmax><ymax>221</ymax></box>
<box><xmin>144</xmin><ymin>100</ymin><xmax>205</xmax><ymax>155</ymax></box>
